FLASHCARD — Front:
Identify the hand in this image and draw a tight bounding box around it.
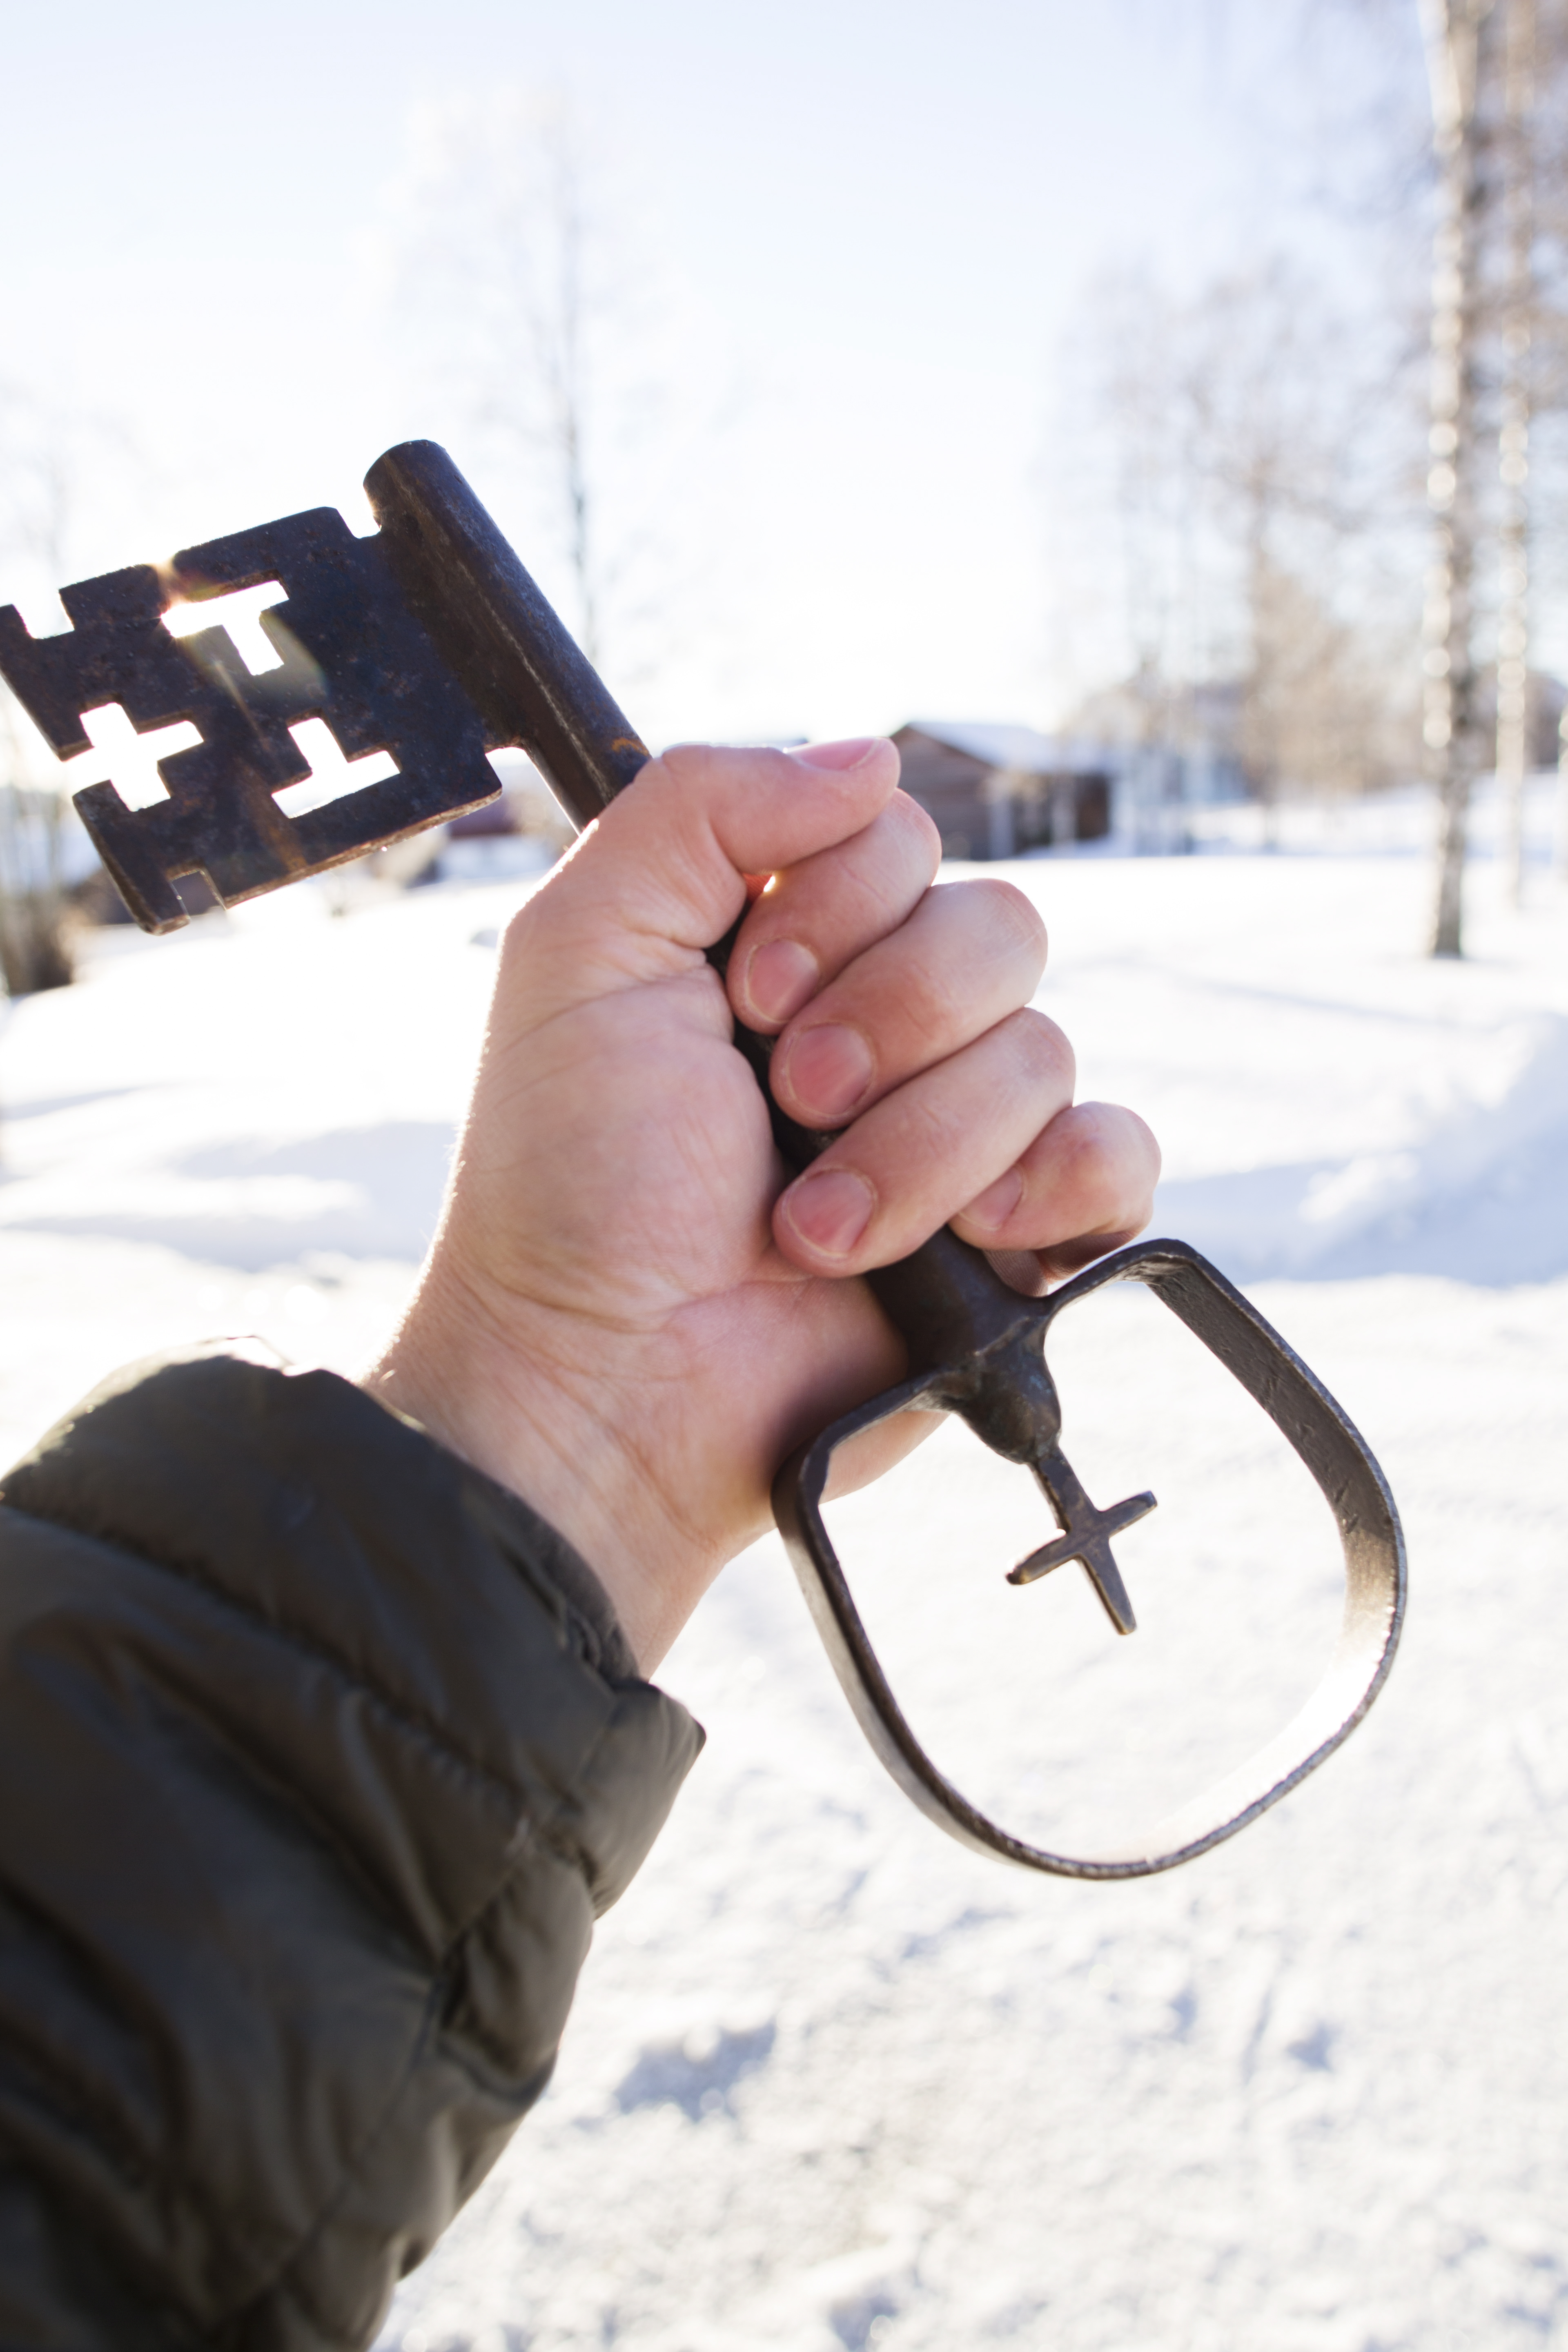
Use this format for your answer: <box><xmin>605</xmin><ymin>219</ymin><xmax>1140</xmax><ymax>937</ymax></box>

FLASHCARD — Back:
<box><xmin>364</xmin><ymin>740</ymin><xmax>1159</xmax><ymax>1669</ymax></box>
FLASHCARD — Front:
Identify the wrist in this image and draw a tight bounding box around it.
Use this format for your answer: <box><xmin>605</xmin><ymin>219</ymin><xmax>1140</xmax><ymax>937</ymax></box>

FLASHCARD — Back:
<box><xmin>361</xmin><ymin>1266</ymin><xmax>716</xmax><ymax>1674</ymax></box>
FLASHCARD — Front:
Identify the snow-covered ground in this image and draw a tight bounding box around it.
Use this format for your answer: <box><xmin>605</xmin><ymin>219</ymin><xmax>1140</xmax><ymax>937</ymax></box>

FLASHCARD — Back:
<box><xmin>2</xmin><ymin>799</ymin><xmax>1566</xmax><ymax>2352</ymax></box>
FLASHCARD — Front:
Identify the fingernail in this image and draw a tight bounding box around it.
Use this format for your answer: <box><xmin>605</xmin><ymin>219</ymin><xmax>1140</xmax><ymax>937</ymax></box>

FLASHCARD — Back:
<box><xmin>746</xmin><ymin>937</ymin><xmax>820</xmax><ymax>1025</ymax></box>
<box><xmin>788</xmin><ymin>736</ymin><xmax>883</xmax><ymax>772</ymax></box>
<box><xmin>781</xmin><ymin>1167</ymin><xmax>875</xmax><ymax>1256</ymax></box>
<box><xmin>781</xmin><ymin>1022</ymin><xmax>874</xmax><ymax>1120</ymax></box>
<box><xmin>963</xmin><ymin>1168</ymin><xmax>1023</xmax><ymax>1232</ymax></box>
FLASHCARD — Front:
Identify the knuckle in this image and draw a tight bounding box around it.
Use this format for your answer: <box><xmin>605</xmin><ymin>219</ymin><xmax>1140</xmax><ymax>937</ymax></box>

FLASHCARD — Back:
<box><xmin>655</xmin><ymin>739</ymin><xmax>717</xmax><ymax>773</ymax></box>
<box><xmin>841</xmin><ymin>808</ymin><xmax>935</xmax><ymax>931</ymax></box>
<box><xmin>1008</xmin><ymin>1008</ymin><xmax>1076</xmax><ymax>1091</ymax></box>
<box><xmin>889</xmin><ymin>789</ymin><xmax>942</xmax><ymax>874</ymax></box>
<box><xmin>499</xmin><ymin>898</ymin><xmax>535</xmax><ymax>961</ymax></box>
<box><xmin>637</xmin><ymin>744</ymin><xmax>688</xmax><ymax>790</ymax></box>
<box><xmin>900</xmin><ymin>884</ymin><xmax>1041</xmax><ymax>1028</ymax></box>
<box><xmin>906</xmin><ymin>1088</ymin><xmax>967</xmax><ymax>1169</ymax></box>
<box><xmin>912</xmin><ymin>942</ymin><xmax>969</xmax><ymax>1030</ymax></box>
<box><xmin>967</xmin><ymin>877</ymin><xmax>1048</xmax><ymax>963</ymax></box>
<box><xmin>1063</xmin><ymin>1127</ymin><xmax>1123</xmax><ymax>1213</ymax></box>
<box><xmin>1124</xmin><ymin>1107</ymin><xmax>1163</xmax><ymax>1188</ymax></box>
<box><xmin>656</xmin><ymin>740</ymin><xmax>774</xmax><ymax>796</ymax></box>
<box><xmin>1057</xmin><ymin>1105</ymin><xmax>1159</xmax><ymax>1225</ymax></box>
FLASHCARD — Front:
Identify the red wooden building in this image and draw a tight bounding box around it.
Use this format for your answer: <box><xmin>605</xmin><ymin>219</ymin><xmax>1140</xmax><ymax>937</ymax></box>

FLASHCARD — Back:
<box><xmin>891</xmin><ymin>722</ymin><xmax>1113</xmax><ymax>861</ymax></box>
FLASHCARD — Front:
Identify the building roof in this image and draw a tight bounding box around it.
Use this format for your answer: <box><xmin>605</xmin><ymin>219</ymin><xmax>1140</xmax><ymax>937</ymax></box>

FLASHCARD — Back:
<box><xmin>897</xmin><ymin>720</ymin><xmax>1107</xmax><ymax>774</ymax></box>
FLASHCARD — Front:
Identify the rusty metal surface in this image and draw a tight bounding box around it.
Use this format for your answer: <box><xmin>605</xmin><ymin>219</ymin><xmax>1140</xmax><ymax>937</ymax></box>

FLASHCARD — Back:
<box><xmin>0</xmin><ymin>508</ymin><xmax>516</xmax><ymax>932</ymax></box>
<box><xmin>0</xmin><ymin>442</ymin><xmax>1406</xmax><ymax>1875</ymax></box>
<box><xmin>363</xmin><ymin>441</ymin><xmax>651</xmax><ymax>826</ymax></box>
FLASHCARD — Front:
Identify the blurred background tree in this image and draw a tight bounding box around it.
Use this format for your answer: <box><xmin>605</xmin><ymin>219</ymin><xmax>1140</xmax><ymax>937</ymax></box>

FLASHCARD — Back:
<box><xmin>0</xmin><ymin>385</ymin><xmax>78</xmax><ymax>997</ymax></box>
<box><xmin>1416</xmin><ymin>0</ymin><xmax>1568</xmax><ymax>950</ymax></box>
<box><xmin>375</xmin><ymin>90</ymin><xmax>708</xmax><ymax>701</ymax></box>
<box><xmin>1045</xmin><ymin>253</ymin><xmax>1420</xmax><ymax>838</ymax></box>
<box><xmin>1419</xmin><ymin>0</ymin><xmax>1497</xmax><ymax>958</ymax></box>
<box><xmin>1039</xmin><ymin>0</ymin><xmax>1568</xmax><ymax>954</ymax></box>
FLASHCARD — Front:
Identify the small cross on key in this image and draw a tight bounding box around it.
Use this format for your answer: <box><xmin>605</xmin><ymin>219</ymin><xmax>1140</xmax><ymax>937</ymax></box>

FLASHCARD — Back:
<box><xmin>1008</xmin><ymin>1445</ymin><xmax>1157</xmax><ymax>1635</ymax></box>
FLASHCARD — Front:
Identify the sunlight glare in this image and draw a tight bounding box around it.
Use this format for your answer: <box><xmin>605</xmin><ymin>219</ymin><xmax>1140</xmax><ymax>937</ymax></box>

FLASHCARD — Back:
<box><xmin>163</xmin><ymin>581</ymin><xmax>287</xmax><ymax>675</ymax></box>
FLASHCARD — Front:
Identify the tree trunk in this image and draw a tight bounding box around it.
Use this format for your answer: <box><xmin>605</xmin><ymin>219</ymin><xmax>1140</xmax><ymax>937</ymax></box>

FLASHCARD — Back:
<box><xmin>0</xmin><ymin>784</ymin><xmax>76</xmax><ymax>998</ymax></box>
<box><xmin>0</xmin><ymin>891</ymin><xmax>75</xmax><ymax>996</ymax></box>
<box><xmin>1495</xmin><ymin>0</ymin><xmax>1535</xmax><ymax>907</ymax></box>
<box><xmin>1422</xmin><ymin>0</ymin><xmax>1499</xmax><ymax>959</ymax></box>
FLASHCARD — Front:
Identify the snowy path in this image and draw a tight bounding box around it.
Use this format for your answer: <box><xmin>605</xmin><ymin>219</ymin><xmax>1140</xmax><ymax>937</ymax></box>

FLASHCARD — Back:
<box><xmin>2</xmin><ymin>844</ymin><xmax>1565</xmax><ymax>2351</ymax></box>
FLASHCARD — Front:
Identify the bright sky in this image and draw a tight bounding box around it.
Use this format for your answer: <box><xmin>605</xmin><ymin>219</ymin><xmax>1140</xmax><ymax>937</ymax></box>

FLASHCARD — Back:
<box><xmin>2</xmin><ymin>0</ymin><xmax>1419</xmax><ymax>749</ymax></box>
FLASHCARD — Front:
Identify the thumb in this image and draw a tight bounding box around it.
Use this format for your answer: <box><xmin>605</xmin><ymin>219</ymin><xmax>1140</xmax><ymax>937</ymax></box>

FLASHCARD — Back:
<box><xmin>506</xmin><ymin>737</ymin><xmax>900</xmax><ymax>1010</ymax></box>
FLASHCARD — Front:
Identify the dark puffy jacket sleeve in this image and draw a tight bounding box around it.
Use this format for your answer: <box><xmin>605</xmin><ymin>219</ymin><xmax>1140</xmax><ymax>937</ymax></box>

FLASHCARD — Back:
<box><xmin>0</xmin><ymin>1347</ymin><xmax>703</xmax><ymax>2351</ymax></box>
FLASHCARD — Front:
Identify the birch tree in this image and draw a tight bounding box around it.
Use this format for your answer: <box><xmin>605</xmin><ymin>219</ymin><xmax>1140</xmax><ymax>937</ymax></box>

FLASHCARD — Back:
<box><xmin>1494</xmin><ymin>0</ymin><xmax>1534</xmax><ymax>904</ymax></box>
<box><xmin>1420</xmin><ymin>0</ymin><xmax>1501</xmax><ymax>957</ymax></box>
<box><xmin>1517</xmin><ymin>0</ymin><xmax>1568</xmax><ymax>881</ymax></box>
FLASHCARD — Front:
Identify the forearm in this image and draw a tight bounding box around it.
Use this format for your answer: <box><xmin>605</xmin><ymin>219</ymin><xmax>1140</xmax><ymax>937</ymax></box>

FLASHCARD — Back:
<box><xmin>0</xmin><ymin>1349</ymin><xmax>702</xmax><ymax>2350</ymax></box>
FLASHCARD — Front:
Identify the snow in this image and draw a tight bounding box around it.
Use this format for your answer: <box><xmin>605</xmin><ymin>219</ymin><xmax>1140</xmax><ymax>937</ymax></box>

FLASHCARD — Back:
<box><xmin>2</xmin><ymin>807</ymin><xmax>1566</xmax><ymax>2351</ymax></box>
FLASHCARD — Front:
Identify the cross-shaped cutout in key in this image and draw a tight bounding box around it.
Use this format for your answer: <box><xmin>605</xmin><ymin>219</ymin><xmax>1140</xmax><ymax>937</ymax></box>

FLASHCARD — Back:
<box><xmin>64</xmin><ymin>701</ymin><xmax>400</xmax><ymax>826</ymax></box>
<box><xmin>1007</xmin><ymin>1445</ymin><xmax>1157</xmax><ymax>1635</ymax></box>
<box><xmin>165</xmin><ymin>585</ymin><xmax>400</xmax><ymax>818</ymax></box>
<box><xmin>64</xmin><ymin>705</ymin><xmax>202</xmax><ymax>811</ymax></box>
<box><xmin>271</xmin><ymin>721</ymin><xmax>398</xmax><ymax>820</ymax></box>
